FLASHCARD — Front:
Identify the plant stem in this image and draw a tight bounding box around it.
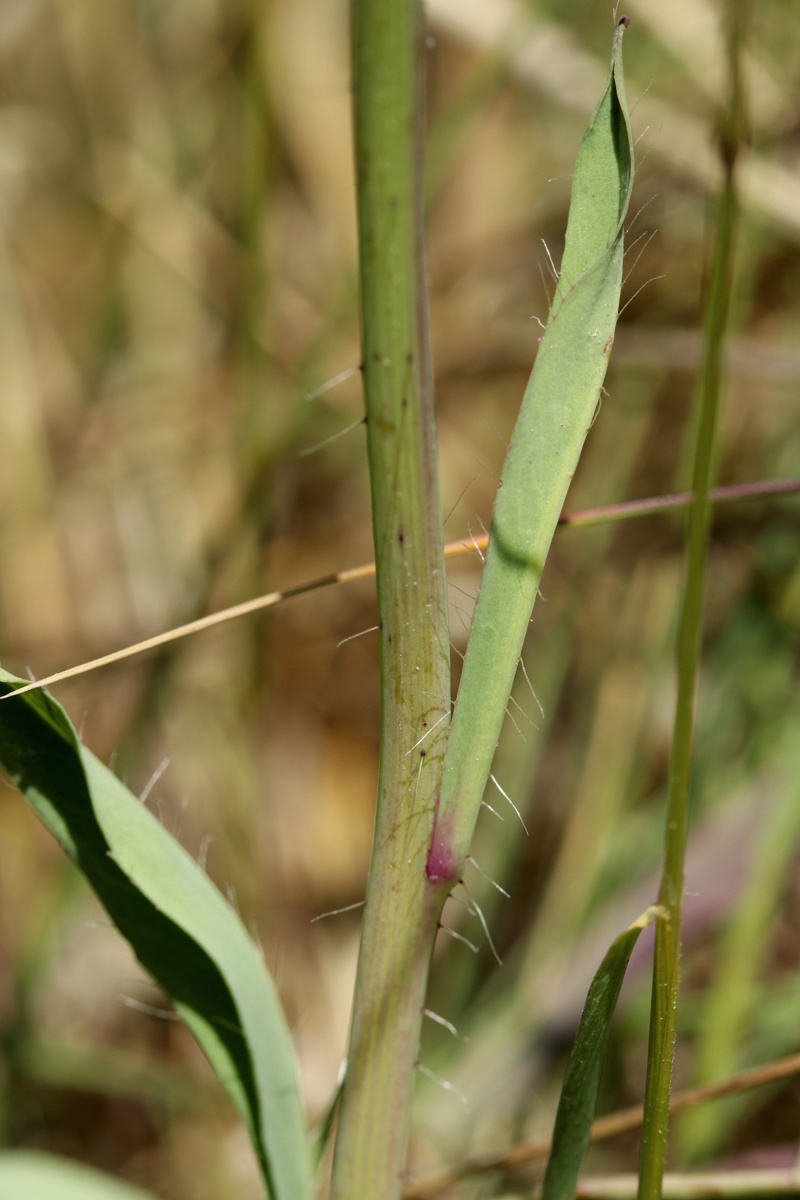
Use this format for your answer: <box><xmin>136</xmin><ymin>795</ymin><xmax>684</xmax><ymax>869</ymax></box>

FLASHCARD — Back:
<box><xmin>404</xmin><ymin>1051</ymin><xmax>800</xmax><ymax>1198</ymax></box>
<box><xmin>637</xmin><ymin>4</ymin><xmax>747</xmax><ymax>1195</ymax></box>
<box><xmin>329</xmin><ymin>1</ymin><xmax>451</xmax><ymax>1196</ymax></box>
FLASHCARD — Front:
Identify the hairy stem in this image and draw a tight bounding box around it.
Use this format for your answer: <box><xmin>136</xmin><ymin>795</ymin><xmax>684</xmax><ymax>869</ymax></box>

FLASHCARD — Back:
<box><xmin>329</xmin><ymin>1</ymin><xmax>452</xmax><ymax>1196</ymax></box>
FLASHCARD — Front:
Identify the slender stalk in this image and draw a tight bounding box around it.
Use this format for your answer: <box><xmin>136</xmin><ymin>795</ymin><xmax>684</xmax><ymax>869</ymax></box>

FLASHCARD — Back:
<box><xmin>637</xmin><ymin>5</ymin><xmax>748</xmax><ymax>1196</ymax></box>
<box><xmin>329</xmin><ymin>1</ymin><xmax>451</xmax><ymax>1197</ymax></box>
<box><xmin>4</xmin><ymin>476</ymin><xmax>797</xmax><ymax>702</ymax></box>
<box><xmin>585</xmin><ymin>1169</ymin><xmax>800</xmax><ymax>1199</ymax></box>
<box><xmin>404</xmin><ymin>1051</ymin><xmax>800</xmax><ymax>1198</ymax></box>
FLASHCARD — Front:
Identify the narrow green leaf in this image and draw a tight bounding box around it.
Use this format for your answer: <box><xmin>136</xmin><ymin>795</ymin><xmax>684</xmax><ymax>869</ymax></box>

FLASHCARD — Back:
<box><xmin>0</xmin><ymin>1151</ymin><xmax>159</xmax><ymax>1200</ymax></box>
<box><xmin>542</xmin><ymin>907</ymin><xmax>662</xmax><ymax>1200</ymax></box>
<box><xmin>312</xmin><ymin>1077</ymin><xmax>343</xmax><ymax>1166</ymax></box>
<box><xmin>0</xmin><ymin>670</ymin><xmax>313</xmax><ymax>1200</ymax></box>
<box><xmin>427</xmin><ymin>19</ymin><xmax>634</xmax><ymax>882</ymax></box>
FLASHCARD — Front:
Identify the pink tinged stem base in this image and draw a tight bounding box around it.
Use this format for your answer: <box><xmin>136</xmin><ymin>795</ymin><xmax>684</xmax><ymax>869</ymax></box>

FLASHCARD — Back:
<box><xmin>425</xmin><ymin>810</ymin><xmax>462</xmax><ymax>884</ymax></box>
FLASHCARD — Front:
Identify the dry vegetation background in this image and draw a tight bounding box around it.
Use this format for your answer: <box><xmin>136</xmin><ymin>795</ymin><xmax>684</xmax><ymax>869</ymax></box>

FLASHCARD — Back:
<box><xmin>0</xmin><ymin>0</ymin><xmax>799</xmax><ymax>1197</ymax></box>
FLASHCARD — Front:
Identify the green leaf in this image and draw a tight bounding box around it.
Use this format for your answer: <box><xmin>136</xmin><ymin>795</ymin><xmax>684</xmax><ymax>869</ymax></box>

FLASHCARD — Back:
<box><xmin>0</xmin><ymin>670</ymin><xmax>313</xmax><ymax>1200</ymax></box>
<box><xmin>427</xmin><ymin>19</ymin><xmax>634</xmax><ymax>882</ymax></box>
<box><xmin>542</xmin><ymin>907</ymin><xmax>661</xmax><ymax>1200</ymax></box>
<box><xmin>0</xmin><ymin>1151</ymin><xmax>160</xmax><ymax>1200</ymax></box>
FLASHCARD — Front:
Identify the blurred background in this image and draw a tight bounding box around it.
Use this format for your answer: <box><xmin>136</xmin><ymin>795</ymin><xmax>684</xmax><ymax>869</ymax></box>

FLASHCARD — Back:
<box><xmin>0</xmin><ymin>0</ymin><xmax>799</xmax><ymax>1196</ymax></box>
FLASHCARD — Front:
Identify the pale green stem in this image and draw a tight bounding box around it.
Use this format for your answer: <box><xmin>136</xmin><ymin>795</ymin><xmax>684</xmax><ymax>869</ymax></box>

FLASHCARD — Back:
<box><xmin>329</xmin><ymin>1</ymin><xmax>452</xmax><ymax>1197</ymax></box>
<box><xmin>637</xmin><ymin>4</ymin><xmax>747</xmax><ymax>1195</ymax></box>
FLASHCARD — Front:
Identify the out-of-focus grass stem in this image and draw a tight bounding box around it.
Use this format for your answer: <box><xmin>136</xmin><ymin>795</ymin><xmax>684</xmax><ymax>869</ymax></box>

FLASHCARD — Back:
<box><xmin>637</xmin><ymin>4</ymin><xmax>749</xmax><ymax>1197</ymax></box>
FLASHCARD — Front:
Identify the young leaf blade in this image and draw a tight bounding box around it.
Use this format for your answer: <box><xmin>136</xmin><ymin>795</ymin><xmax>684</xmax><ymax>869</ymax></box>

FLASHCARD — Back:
<box><xmin>0</xmin><ymin>669</ymin><xmax>313</xmax><ymax>1200</ymax></box>
<box><xmin>0</xmin><ymin>1152</ymin><xmax>161</xmax><ymax>1200</ymax></box>
<box><xmin>542</xmin><ymin>908</ymin><xmax>661</xmax><ymax>1200</ymax></box>
<box><xmin>428</xmin><ymin>20</ymin><xmax>634</xmax><ymax>882</ymax></box>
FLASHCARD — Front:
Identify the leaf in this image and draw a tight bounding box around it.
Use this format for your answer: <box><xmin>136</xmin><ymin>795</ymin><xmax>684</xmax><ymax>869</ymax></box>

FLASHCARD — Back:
<box><xmin>427</xmin><ymin>19</ymin><xmax>635</xmax><ymax>881</ymax></box>
<box><xmin>0</xmin><ymin>670</ymin><xmax>313</xmax><ymax>1200</ymax></box>
<box><xmin>0</xmin><ymin>1152</ymin><xmax>161</xmax><ymax>1200</ymax></box>
<box><xmin>542</xmin><ymin>907</ymin><xmax>662</xmax><ymax>1200</ymax></box>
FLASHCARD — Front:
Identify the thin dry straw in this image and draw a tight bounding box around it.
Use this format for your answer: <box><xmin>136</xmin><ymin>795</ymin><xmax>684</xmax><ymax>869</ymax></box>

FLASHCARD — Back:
<box><xmin>402</xmin><ymin>1051</ymin><xmax>800</xmax><ymax>1199</ymax></box>
<box><xmin>3</xmin><ymin>478</ymin><xmax>797</xmax><ymax>700</ymax></box>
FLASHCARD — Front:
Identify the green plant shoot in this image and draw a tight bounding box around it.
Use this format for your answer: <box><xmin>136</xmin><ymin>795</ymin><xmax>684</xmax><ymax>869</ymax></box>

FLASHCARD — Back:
<box><xmin>427</xmin><ymin>18</ymin><xmax>634</xmax><ymax>884</ymax></box>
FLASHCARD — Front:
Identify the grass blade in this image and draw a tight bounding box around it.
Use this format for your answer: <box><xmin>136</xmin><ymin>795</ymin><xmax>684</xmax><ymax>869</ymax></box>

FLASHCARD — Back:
<box><xmin>427</xmin><ymin>18</ymin><xmax>634</xmax><ymax>883</ymax></box>
<box><xmin>542</xmin><ymin>908</ymin><xmax>661</xmax><ymax>1200</ymax></box>
<box><xmin>0</xmin><ymin>670</ymin><xmax>313</xmax><ymax>1200</ymax></box>
<box><xmin>0</xmin><ymin>1152</ymin><xmax>161</xmax><ymax>1200</ymax></box>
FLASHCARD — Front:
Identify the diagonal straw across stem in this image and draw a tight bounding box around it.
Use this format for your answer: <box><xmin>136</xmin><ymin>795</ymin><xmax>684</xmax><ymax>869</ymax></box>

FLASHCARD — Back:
<box><xmin>3</xmin><ymin>477</ymin><xmax>797</xmax><ymax>700</ymax></box>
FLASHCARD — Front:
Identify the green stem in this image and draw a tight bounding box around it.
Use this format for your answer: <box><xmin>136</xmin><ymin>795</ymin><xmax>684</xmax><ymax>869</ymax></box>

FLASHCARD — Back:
<box><xmin>637</xmin><ymin>4</ymin><xmax>747</xmax><ymax>1195</ymax></box>
<box><xmin>330</xmin><ymin>1</ymin><xmax>451</xmax><ymax>1197</ymax></box>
